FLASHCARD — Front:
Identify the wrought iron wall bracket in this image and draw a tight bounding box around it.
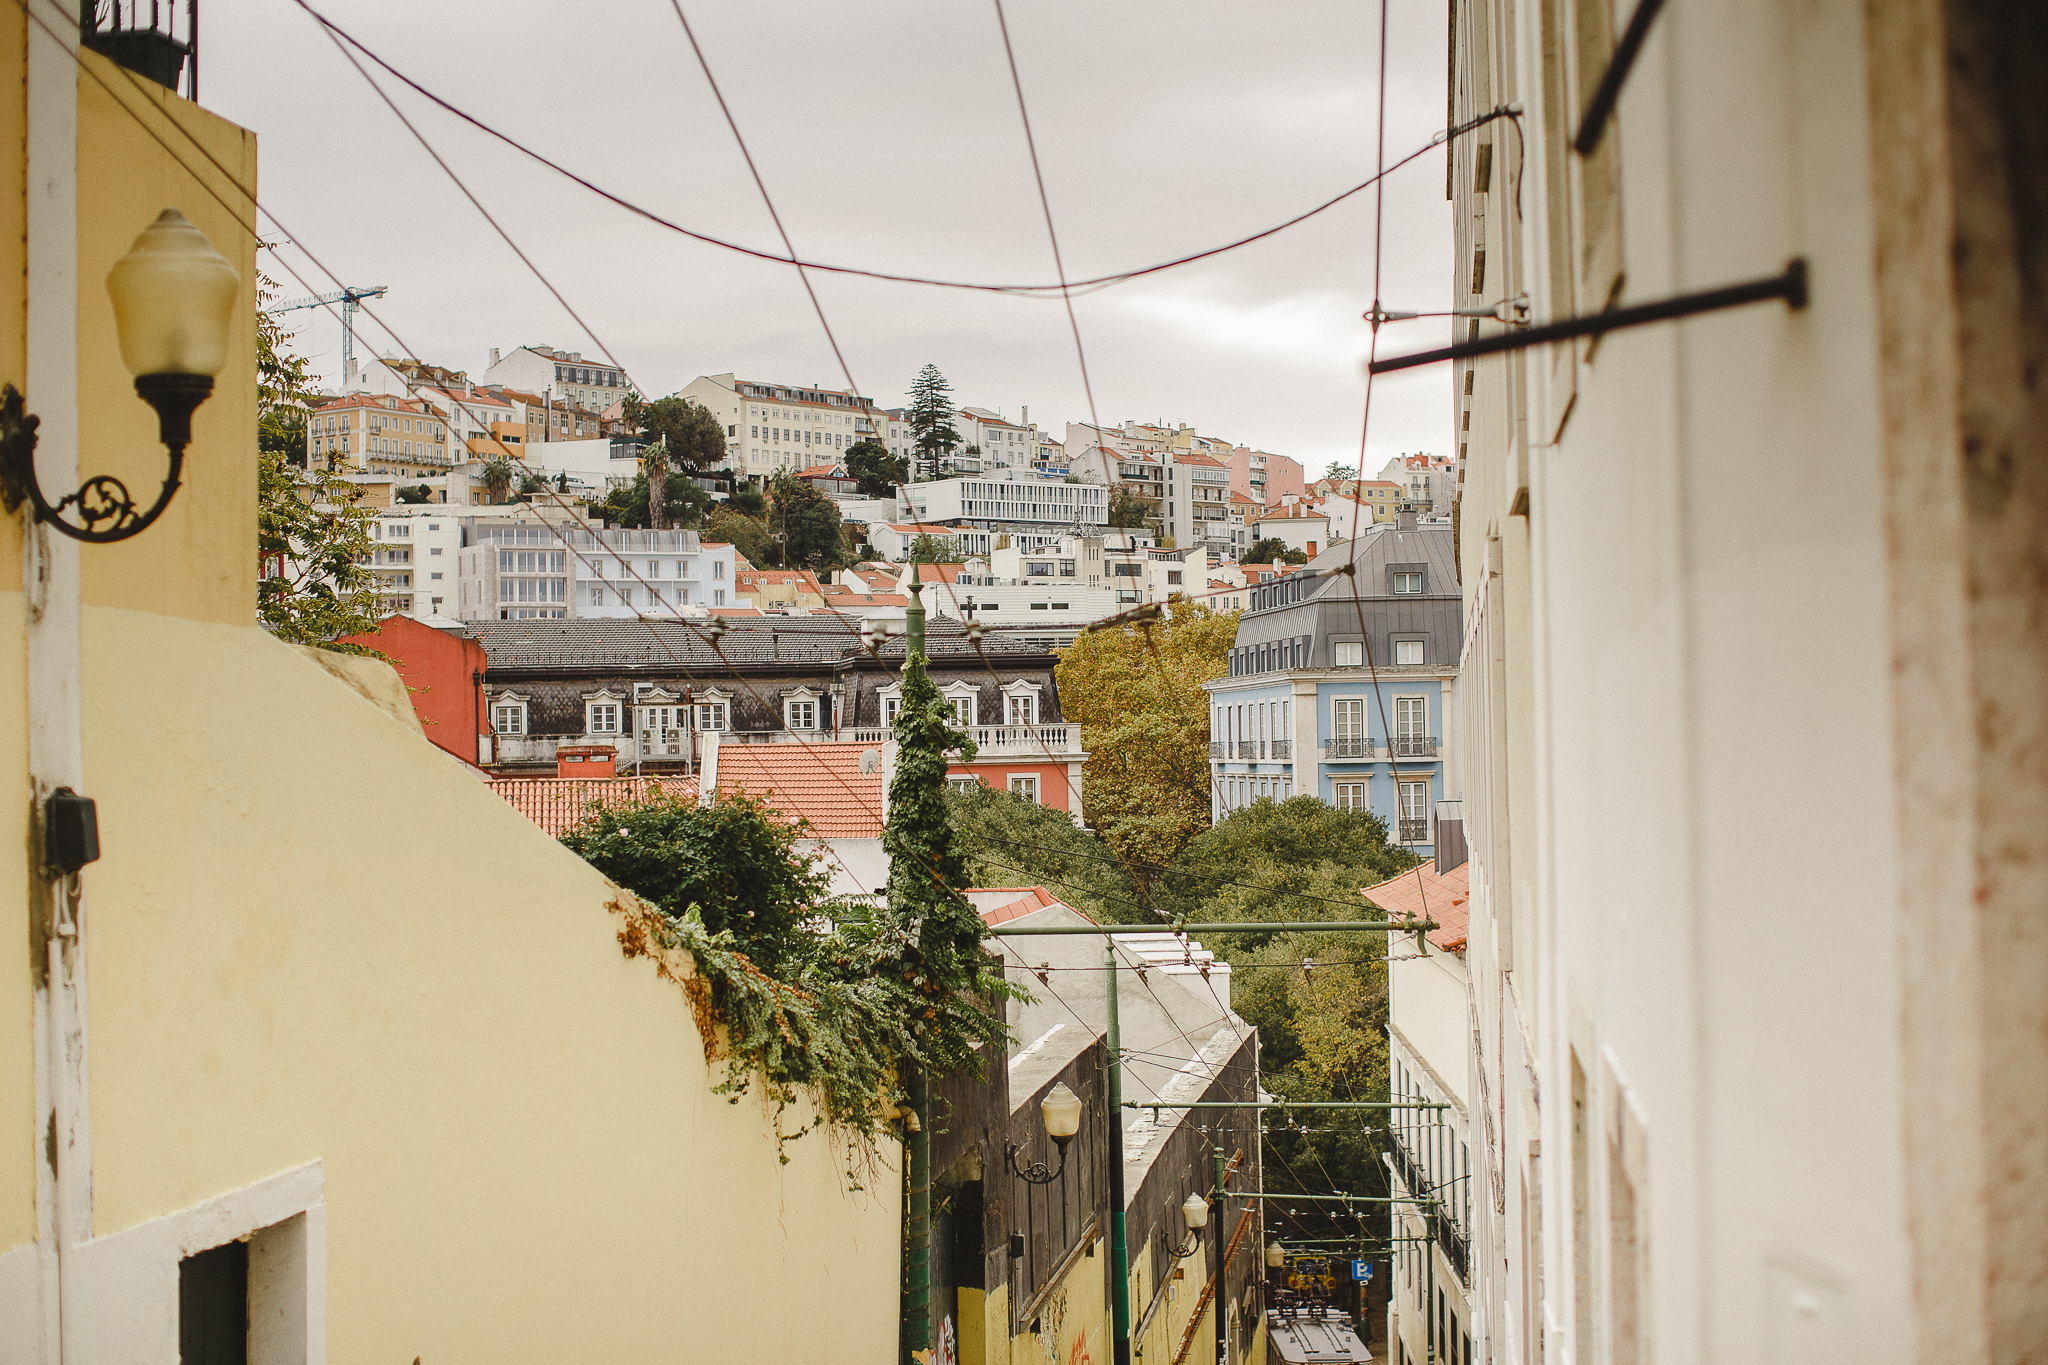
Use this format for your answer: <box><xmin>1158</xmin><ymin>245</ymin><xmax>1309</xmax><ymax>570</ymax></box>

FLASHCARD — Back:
<box><xmin>1368</xmin><ymin>259</ymin><xmax>1808</xmax><ymax>375</ymax></box>
<box><xmin>1005</xmin><ymin>1139</ymin><xmax>1070</xmax><ymax>1186</ymax></box>
<box><xmin>0</xmin><ymin>377</ymin><xmax>207</xmax><ymax>543</ymax></box>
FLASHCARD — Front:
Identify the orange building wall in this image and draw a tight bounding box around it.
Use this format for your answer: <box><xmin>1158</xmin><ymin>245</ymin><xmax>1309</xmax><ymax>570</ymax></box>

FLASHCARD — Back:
<box><xmin>950</xmin><ymin>761</ymin><xmax>1079</xmax><ymax>813</ymax></box>
<box><xmin>339</xmin><ymin>615</ymin><xmax>490</xmax><ymax>767</ymax></box>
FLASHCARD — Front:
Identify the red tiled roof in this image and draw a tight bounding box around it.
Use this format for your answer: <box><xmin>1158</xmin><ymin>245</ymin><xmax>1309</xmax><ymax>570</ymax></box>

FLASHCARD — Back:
<box><xmin>970</xmin><ymin>886</ymin><xmax>1077</xmax><ymax>927</ymax></box>
<box><xmin>1363</xmin><ymin>860</ymin><xmax>1471</xmax><ymax>951</ymax></box>
<box><xmin>887</xmin><ymin>523</ymin><xmax>959</xmax><ymax>535</ymax></box>
<box><xmin>489</xmin><ymin>776</ymin><xmax>700</xmax><ymax>837</ymax></box>
<box><xmin>713</xmin><ymin>741</ymin><xmax>886</xmax><ymax>838</ymax></box>
<box><xmin>904</xmin><ymin>563</ymin><xmax>968</xmax><ymax>585</ymax></box>
<box><xmin>705</xmin><ymin>606</ymin><xmax>765</xmax><ymax>617</ymax></box>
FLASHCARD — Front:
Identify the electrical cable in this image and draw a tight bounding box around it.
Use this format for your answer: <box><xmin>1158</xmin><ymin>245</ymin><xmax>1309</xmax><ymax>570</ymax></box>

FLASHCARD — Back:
<box><xmin>287</xmin><ymin>0</ymin><xmax>1514</xmax><ymax>301</ymax></box>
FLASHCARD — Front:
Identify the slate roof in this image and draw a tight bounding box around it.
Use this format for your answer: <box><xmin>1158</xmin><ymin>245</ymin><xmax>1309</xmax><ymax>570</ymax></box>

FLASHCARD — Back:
<box><xmin>469</xmin><ymin>615</ymin><xmax>1046</xmax><ymax>671</ymax></box>
<box><xmin>712</xmin><ymin>741</ymin><xmax>885</xmax><ymax>837</ymax></box>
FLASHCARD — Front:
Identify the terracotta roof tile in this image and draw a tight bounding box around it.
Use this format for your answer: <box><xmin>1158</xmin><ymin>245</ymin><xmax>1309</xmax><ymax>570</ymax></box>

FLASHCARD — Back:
<box><xmin>489</xmin><ymin>776</ymin><xmax>700</xmax><ymax>837</ymax></box>
<box><xmin>713</xmin><ymin>741</ymin><xmax>886</xmax><ymax>838</ymax></box>
<box><xmin>968</xmin><ymin>886</ymin><xmax>1077</xmax><ymax>926</ymax></box>
<box><xmin>1363</xmin><ymin>860</ymin><xmax>1470</xmax><ymax>951</ymax></box>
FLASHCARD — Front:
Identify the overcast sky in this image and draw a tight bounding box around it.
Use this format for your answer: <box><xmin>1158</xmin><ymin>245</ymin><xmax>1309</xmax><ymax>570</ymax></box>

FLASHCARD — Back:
<box><xmin>211</xmin><ymin>0</ymin><xmax>1458</xmax><ymax>476</ymax></box>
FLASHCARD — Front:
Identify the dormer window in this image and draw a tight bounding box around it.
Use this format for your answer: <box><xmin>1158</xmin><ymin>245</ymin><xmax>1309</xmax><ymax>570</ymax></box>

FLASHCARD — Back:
<box><xmin>491</xmin><ymin>693</ymin><xmax>528</xmax><ymax>735</ymax></box>
<box><xmin>785</xmin><ymin>690</ymin><xmax>821</xmax><ymax>731</ymax></box>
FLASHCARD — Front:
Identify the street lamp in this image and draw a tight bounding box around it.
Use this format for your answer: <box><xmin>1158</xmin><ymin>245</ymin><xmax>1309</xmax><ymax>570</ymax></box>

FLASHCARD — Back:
<box><xmin>1006</xmin><ymin>1082</ymin><xmax>1082</xmax><ymax>1185</ymax></box>
<box><xmin>1173</xmin><ymin>1191</ymin><xmax>1209</xmax><ymax>1258</ymax></box>
<box><xmin>0</xmin><ymin>208</ymin><xmax>236</xmax><ymax>542</ymax></box>
<box><xmin>1266</xmin><ymin>1239</ymin><xmax>1286</xmax><ymax>1271</ymax></box>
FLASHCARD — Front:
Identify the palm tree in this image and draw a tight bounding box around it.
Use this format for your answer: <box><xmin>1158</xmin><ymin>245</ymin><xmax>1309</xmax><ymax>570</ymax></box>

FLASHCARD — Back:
<box><xmin>480</xmin><ymin>456</ymin><xmax>516</xmax><ymax>504</ymax></box>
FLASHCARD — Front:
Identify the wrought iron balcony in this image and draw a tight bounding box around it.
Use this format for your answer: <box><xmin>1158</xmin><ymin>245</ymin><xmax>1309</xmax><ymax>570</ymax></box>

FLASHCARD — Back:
<box><xmin>83</xmin><ymin>0</ymin><xmax>197</xmax><ymax>100</ymax></box>
<box><xmin>1270</xmin><ymin>739</ymin><xmax>1290</xmax><ymax>760</ymax></box>
<box><xmin>1399</xmin><ymin>818</ymin><xmax>1432</xmax><ymax>843</ymax></box>
<box><xmin>1324</xmin><ymin>737</ymin><xmax>1379</xmax><ymax>760</ymax></box>
<box><xmin>1390</xmin><ymin>735</ymin><xmax>1439</xmax><ymax>758</ymax></box>
<box><xmin>1234</xmin><ymin>741</ymin><xmax>1262</xmax><ymax>759</ymax></box>
<box><xmin>1209</xmin><ymin>740</ymin><xmax>1224</xmax><ymax>759</ymax></box>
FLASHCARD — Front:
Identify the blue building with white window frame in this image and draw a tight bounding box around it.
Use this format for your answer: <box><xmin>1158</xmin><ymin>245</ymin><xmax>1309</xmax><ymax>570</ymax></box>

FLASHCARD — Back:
<box><xmin>1204</xmin><ymin>513</ymin><xmax>1461</xmax><ymax>856</ymax></box>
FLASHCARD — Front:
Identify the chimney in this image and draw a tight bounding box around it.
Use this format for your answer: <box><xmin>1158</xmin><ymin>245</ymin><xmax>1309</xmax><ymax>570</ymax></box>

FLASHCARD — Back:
<box><xmin>1397</xmin><ymin>509</ymin><xmax>1417</xmax><ymax>530</ymax></box>
<box><xmin>489</xmin><ymin>347</ymin><xmax>500</xmax><ymax>368</ymax></box>
<box><xmin>556</xmin><ymin>744</ymin><xmax>618</xmax><ymax>778</ymax></box>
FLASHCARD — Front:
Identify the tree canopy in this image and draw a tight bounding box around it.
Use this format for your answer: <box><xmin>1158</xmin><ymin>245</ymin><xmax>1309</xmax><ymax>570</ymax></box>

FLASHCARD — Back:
<box><xmin>595</xmin><ymin>471</ymin><xmax>713</xmax><ymax>529</ymax></box>
<box><xmin>946</xmin><ymin>783</ymin><xmax>1142</xmax><ymax>925</ymax></box>
<box><xmin>255</xmin><ymin>273</ymin><xmax>382</xmax><ymax>650</ymax></box>
<box><xmin>846</xmin><ymin>438</ymin><xmax>906</xmax><ymax>497</ymax></box>
<box><xmin>1242</xmin><ymin>537</ymin><xmax>1307</xmax><ymax>565</ymax></box>
<box><xmin>907</xmin><ymin>364</ymin><xmax>959</xmax><ymax>481</ymax></box>
<box><xmin>560</xmin><ymin>790</ymin><xmax>828</xmax><ymax>976</ymax></box>
<box><xmin>1107</xmin><ymin>483</ymin><xmax>1153</xmax><ymax>529</ymax></box>
<box><xmin>1054</xmin><ymin>598</ymin><xmax>1238</xmax><ymax>901</ymax></box>
<box><xmin>907</xmin><ymin>533</ymin><xmax>964</xmax><ymax>565</ymax></box>
<box><xmin>631</xmin><ymin>395</ymin><xmax>727</xmax><ymax>473</ymax></box>
<box><xmin>703</xmin><ymin>505</ymin><xmax>773</xmax><ymax>568</ymax></box>
<box><xmin>768</xmin><ymin>469</ymin><xmax>848</xmax><ymax>572</ymax></box>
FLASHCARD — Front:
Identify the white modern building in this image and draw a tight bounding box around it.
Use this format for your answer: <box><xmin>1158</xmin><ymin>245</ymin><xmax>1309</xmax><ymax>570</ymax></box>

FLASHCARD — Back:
<box><xmin>903</xmin><ymin>471</ymin><xmax>1110</xmax><ymax>552</ymax></box>
<box><xmin>365</xmin><ymin>507</ymin><xmax>467</xmax><ymax>619</ymax></box>
<box><xmin>454</xmin><ymin>523</ymin><xmax>737</xmax><ymax>621</ymax></box>
<box><xmin>484</xmin><ymin>345</ymin><xmax>632</xmax><ymax>416</ymax></box>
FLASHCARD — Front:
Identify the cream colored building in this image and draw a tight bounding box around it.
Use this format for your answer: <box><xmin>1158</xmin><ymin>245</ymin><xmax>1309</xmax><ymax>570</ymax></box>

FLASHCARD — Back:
<box><xmin>1439</xmin><ymin>0</ymin><xmax>2047</xmax><ymax>1361</ymax></box>
<box><xmin>304</xmin><ymin>392</ymin><xmax>450</xmax><ymax>480</ymax></box>
<box><xmin>680</xmin><ymin>372</ymin><xmax>876</xmax><ymax>482</ymax></box>
<box><xmin>1</xmin><ymin>23</ymin><xmax>898</xmax><ymax>1361</ymax></box>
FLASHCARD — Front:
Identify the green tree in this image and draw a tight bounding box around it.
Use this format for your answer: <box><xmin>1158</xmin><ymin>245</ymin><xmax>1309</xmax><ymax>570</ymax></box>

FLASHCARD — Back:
<box><xmin>255</xmin><ymin>271</ymin><xmax>312</xmax><ymax>462</ymax></box>
<box><xmin>1324</xmin><ymin>461</ymin><xmax>1355</xmax><ymax>482</ymax></box>
<box><xmin>517</xmin><ymin>469</ymin><xmax>549</xmax><ymax>500</ymax></box>
<box><xmin>479</xmin><ymin>456</ymin><xmax>517</xmax><ymax>504</ymax></box>
<box><xmin>255</xmin><ymin>272</ymin><xmax>382</xmax><ymax>650</ymax></box>
<box><xmin>907</xmin><ymin>363</ymin><xmax>959</xmax><ymax>481</ymax></box>
<box><xmin>1054</xmin><ymin>598</ymin><xmax>1239</xmax><ymax>901</ymax></box>
<box><xmin>768</xmin><ymin>468</ymin><xmax>847</xmax><ymax>572</ymax></box>
<box><xmin>703</xmin><ymin>505</ymin><xmax>774</xmax><ymax>568</ymax></box>
<box><xmin>729</xmin><ymin>484</ymin><xmax>767</xmax><ymax>518</ymax></box>
<box><xmin>845</xmin><ymin>438</ymin><xmax>906</xmax><ymax>496</ymax></box>
<box><xmin>395</xmin><ymin>484</ymin><xmax>433</xmax><ymax>504</ymax></box>
<box><xmin>1107</xmin><ymin>483</ymin><xmax>1152</xmax><ymax>529</ymax></box>
<box><xmin>632</xmin><ymin>395</ymin><xmax>728</xmax><ymax>473</ymax></box>
<box><xmin>907</xmin><ymin>533</ymin><xmax>964</xmax><ymax>565</ymax></box>
<box><xmin>257</xmin><ymin>451</ymin><xmax>384</xmax><ymax>648</ymax></box>
<box><xmin>596</xmin><ymin>471</ymin><xmax>713</xmax><ymax>529</ymax></box>
<box><xmin>560</xmin><ymin>789</ymin><xmax>829</xmax><ymax>976</ymax></box>
<box><xmin>946</xmin><ymin>783</ymin><xmax>1141</xmax><ymax>925</ymax></box>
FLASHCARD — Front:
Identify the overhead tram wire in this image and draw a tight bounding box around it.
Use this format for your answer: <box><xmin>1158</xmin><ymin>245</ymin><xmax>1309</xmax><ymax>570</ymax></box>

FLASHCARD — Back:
<box><xmin>289</xmin><ymin>0</ymin><xmax>1512</xmax><ymax>301</ymax></box>
<box><xmin>72</xmin><ymin>7</ymin><xmax>909</xmax><ymax>899</ymax></box>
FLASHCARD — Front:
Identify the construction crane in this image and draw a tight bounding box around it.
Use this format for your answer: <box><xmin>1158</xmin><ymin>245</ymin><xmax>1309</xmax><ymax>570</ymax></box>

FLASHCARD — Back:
<box><xmin>267</xmin><ymin>285</ymin><xmax>388</xmax><ymax>387</ymax></box>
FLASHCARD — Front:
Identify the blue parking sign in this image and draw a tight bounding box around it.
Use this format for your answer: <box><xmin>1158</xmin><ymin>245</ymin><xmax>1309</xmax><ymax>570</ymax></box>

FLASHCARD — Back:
<box><xmin>1352</xmin><ymin>1259</ymin><xmax>1372</xmax><ymax>1281</ymax></box>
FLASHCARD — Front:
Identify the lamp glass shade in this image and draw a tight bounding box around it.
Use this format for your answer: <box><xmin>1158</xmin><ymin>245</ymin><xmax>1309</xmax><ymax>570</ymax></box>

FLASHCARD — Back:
<box><xmin>1040</xmin><ymin>1082</ymin><xmax>1083</xmax><ymax>1139</ymax></box>
<box><xmin>1266</xmin><ymin>1240</ymin><xmax>1285</xmax><ymax>1268</ymax></box>
<box><xmin>1181</xmin><ymin>1192</ymin><xmax>1209</xmax><ymax>1230</ymax></box>
<box><xmin>105</xmin><ymin>209</ymin><xmax>239</xmax><ymax>378</ymax></box>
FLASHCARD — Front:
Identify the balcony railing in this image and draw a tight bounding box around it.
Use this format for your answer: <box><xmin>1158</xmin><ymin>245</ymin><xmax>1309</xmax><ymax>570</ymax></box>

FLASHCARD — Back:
<box><xmin>1324</xmin><ymin>737</ymin><xmax>1379</xmax><ymax>759</ymax></box>
<box><xmin>1209</xmin><ymin>741</ymin><xmax>1224</xmax><ymax>759</ymax></box>
<box><xmin>1389</xmin><ymin>1131</ymin><xmax>1470</xmax><ymax>1283</ymax></box>
<box><xmin>1270</xmin><ymin>739</ymin><xmax>1290</xmax><ymax>760</ymax></box>
<box><xmin>1399</xmin><ymin>818</ymin><xmax>1432</xmax><ymax>843</ymax></box>
<box><xmin>1234</xmin><ymin>741</ymin><xmax>1261</xmax><ymax>759</ymax></box>
<box><xmin>84</xmin><ymin>0</ymin><xmax>197</xmax><ymax>100</ymax></box>
<box><xmin>1391</xmin><ymin>735</ymin><xmax>1440</xmax><ymax>758</ymax></box>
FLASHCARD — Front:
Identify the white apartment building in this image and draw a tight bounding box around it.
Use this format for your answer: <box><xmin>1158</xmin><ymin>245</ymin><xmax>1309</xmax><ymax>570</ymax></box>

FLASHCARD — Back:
<box><xmin>905</xmin><ymin>471</ymin><xmax>1109</xmax><ymax>541</ymax></box>
<box><xmin>411</xmin><ymin>386</ymin><xmax>522</xmax><ymax>457</ymax></box>
<box><xmin>1376</xmin><ymin>452</ymin><xmax>1455</xmax><ymax>513</ymax></box>
<box><xmin>988</xmin><ymin>532</ymin><xmax>1162</xmax><ymax>601</ymax></box>
<box><xmin>364</xmin><ymin>508</ymin><xmax>467</xmax><ymax>619</ymax></box>
<box><xmin>484</xmin><ymin>345</ymin><xmax>632</xmax><ymax>415</ymax></box>
<box><xmin>1164</xmin><ymin>453</ymin><xmax>1233</xmax><ymax>553</ymax></box>
<box><xmin>1433</xmin><ymin>2</ymin><xmax>2048</xmax><ymax>1364</ymax></box>
<box><xmin>679</xmin><ymin>373</ymin><xmax>875</xmax><ymax>482</ymax></box>
<box><xmin>943</xmin><ymin>584</ymin><xmax>1120</xmax><ymax>647</ymax></box>
<box><xmin>454</xmin><ymin>523</ymin><xmax>737</xmax><ymax>621</ymax></box>
<box><xmin>955</xmin><ymin>407</ymin><xmax>1038</xmax><ymax>472</ymax></box>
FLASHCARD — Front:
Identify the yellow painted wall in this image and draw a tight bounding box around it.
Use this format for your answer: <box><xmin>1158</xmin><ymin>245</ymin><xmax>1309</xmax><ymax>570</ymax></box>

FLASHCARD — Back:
<box><xmin>1014</xmin><ymin>1243</ymin><xmax>1109</xmax><ymax>1365</ymax></box>
<box><xmin>1</xmin><ymin>43</ymin><xmax>902</xmax><ymax>1358</ymax></box>
<box><xmin>74</xmin><ymin>49</ymin><xmax>256</xmax><ymax>627</ymax></box>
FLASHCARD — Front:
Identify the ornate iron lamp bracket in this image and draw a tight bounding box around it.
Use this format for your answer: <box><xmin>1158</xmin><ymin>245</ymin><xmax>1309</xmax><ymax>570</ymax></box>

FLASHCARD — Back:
<box><xmin>0</xmin><ymin>378</ymin><xmax>206</xmax><ymax>544</ymax></box>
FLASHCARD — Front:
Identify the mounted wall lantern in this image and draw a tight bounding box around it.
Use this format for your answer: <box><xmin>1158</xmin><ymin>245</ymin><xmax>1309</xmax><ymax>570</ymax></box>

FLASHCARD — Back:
<box><xmin>1173</xmin><ymin>1190</ymin><xmax>1210</xmax><ymax>1258</ymax></box>
<box><xmin>1006</xmin><ymin>1081</ymin><xmax>1082</xmax><ymax>1185</ymax></box>
<box><xmin>1266</xmin><ymin>1239</ymin><xmax>1286</xmax><ymax>1270</ymax></box>
<box><xmin>0</xmin><ymin>208</ymin><xmax>236</xmax><ymax>543</ymax></box>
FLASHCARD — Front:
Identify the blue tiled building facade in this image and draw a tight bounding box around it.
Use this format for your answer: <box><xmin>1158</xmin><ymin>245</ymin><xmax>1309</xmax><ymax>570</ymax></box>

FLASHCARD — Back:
<box><xmin>1205</xmin><ymin>514</ymin><xmax>1461</xmax><ymax>856</ymax></box>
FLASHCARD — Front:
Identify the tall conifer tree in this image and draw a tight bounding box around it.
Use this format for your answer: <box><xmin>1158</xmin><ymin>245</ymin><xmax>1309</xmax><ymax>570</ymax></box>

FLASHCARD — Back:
<box><xmin>907</xmin><ymin>363</ymin><xmax>959</xmax><ymax>482</ymax></box>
